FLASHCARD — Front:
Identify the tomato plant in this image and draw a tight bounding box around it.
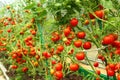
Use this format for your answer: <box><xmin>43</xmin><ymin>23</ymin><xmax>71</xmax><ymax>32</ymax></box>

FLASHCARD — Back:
<box><xmin>0</xmin><ymin>0</ymin><xmax>120</xmax><ymax>80</ymax></box>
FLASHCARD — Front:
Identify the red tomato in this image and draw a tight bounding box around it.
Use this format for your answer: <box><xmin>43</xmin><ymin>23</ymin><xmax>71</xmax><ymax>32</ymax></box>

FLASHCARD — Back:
<box><xmin>55</xmin><ymin>63</ymin><xmax>62</xmax><ymax>71</ymax></box>
<box><xmin>83</xmin><ymin>42</ymin><xmax>92</xmax><ymax>49</ymax></box>
<box><xmin>66</xmin><ymin>25</ymin><xmax>72</xmax><ymax>30</ymax></box>
<box><xmin>69</xmin><ymin>63</ymin><xmax>79</xmax><ymax>71</ymax></box>
<box><xmin>74</xmin><ymin>40</ymin><xmax>82</xmax><ymax>48</ymax></box>
<box><xmin>94</xmin><ymin>62</ymin><xmax>99</xmax><ymax>67</ymax></box>
<box><xmin>30</xmin><ymin>51</ymin><xmax>36</xmax><ymax>56</ymax></box>
<box><xmin>102</xmin><ymin>36</ymin><xmax>114</xmax><ymax>45</ymax></box>
<box><xmin>57</xmin><ymin>45</ymin><xmax>64</xmax><ymax>52</ymax></box>
<box><xmin>12</xmin><ymin>53</ymin><xmax>17</xmax><ymax>59</ymax></box>
<box><xmin>52</xmin><ymin>60</ymin><xmax>56</xmax><ymax>65</ymax></box>
<box><xmin>101</xmin><ymin>56</ymin><xmax>105</xmax><ymax>61</ymax></box>
<box><xmin>54</xmin><ymin>71</ymin><xmax>63</xmax><ymax>79</ymax></box>
<box><xmin>11</xmin><ymin>65</ymin><xmax>18</xmax><ymax>69</ymax></box>
<box><xmin>112</xmin><ymin>41</ymin><xmax>120</xmax><ymax>48</ymax></box>
<box><xmin>7</xmin><ymin>17</ymin><xmax>12</xmax><ymax>21</ymax></box>
<box><xmin>64</xmin><ymin>28</ymin><xmax>71</xmax><ymax>37</ymax></box>
<box><xmin>114</xmin><ymin>49</ymin><xmax>120</xmax><ymax>55</ymax></box>
<box><xmin>70</xmin><ymin>49</ymin><xmax>74</xmax><ymax>53</ymax></box>
<box><xmin>105</xmin><ymin>65</ymin><xmax>109</xmax><ymax>71</ymax></box>
<box><xmin>4</xmin><ymin>22</ymin><xmax>8</xmax><ymax>26</ymax></box>
<box><xmin>7</xmin><ymin>29</ymin><xmax>12</xmax><ymax>33</ymax></box>
<box><xmin>22</xmin><ymin>67</ymin><xmax>28</xmax><ymax>72</ymax></box>
<box><xmin>27</xmin><ymin>36</ymin><xmax>33</xmax><ymax>41</ymax></box>
<box><xmin>98</xmin><ymin>4</ymin><xmax>104</xmax><ymax>10</ymax></box>
<box><xmin>95</xmin><ymin>10</ymin><xmax>104</xmax><ymax>19</ymax></box>
<box><xmin>96</xmin><ymin>70</ymin><xmax>101</xmax><ymax>75</ymax></box>
<box><xmin>97</xmin><ymin>54</ymin><xmax>103</xmax><ymax>59</ymax></box>
<box><xmin>65</xmin><ymin>39</ymin><xmax>71</xmax><ymax>46</ymax></box>
<box><xmin>17</xmin><ymin>53</ymin><xmax>22</xmax><ymax>58</ymax></box>
<box><xmin>108</xmin><ymin>33</ymin><xmax>118</xmax><ymax>41</ymax></box>
<box><xmin>115</xmin><ymin>63</ymin><xmax>120</xmax><ymax>71</ymax></box>
<box><xmin>42</xmin><ymin>52</ymin><xmax>51</xmax><ymax>59</ymax></box>
<box><xmin>51</xmin><ymin>33</ymin><xmax>60</xmax><ymax>42</ymax></box>
<box><xmin>96</xmin><ymin>77</ymin><xmax>100</xmax><ymax>80</ymax></box>
<box><xmin>76</xmin><ymin>52</ymin><xmax>85</xmax><ymax>60</ymax></box>
<box><xmin>109</xmin><ymin>64</ymin><xmax>115</xmax><ymax>70</ymax></box>
<box><xmin>77</xmin><ymin>32</ymin><xmax>86</xmax><ymax>39</ymax></box>
<box><xmin>70</xmin><ymin>18</ymin><xmax>78</xmax><ymax>27</ymax></box>
<box><xmin>107</xmin><ymin>69</ymin><xmax>115</xmax><ymax>76</ymax></box>
<box><xmin>30</xmin><ymin>30</ymin><xmax>36</xmax><ymax>35</ymax></box>
<box><xmin>89</xmin><ymin>13</ymin><xmax>95</xmax><ymax>19</ymax></box>
<box><xmin>11</xmin><ymin>21</ymin><xmax>16</xmax><ymax>25</ymax></box>
<box><xmin>117</xmin><ymin>74</ymin><xmax>120</xmax><ymax>80</ymax></box>
<box><xmin>16</xmin><ymin>58</ymin><xmax>22</xmax><ymax>63</ymax></box>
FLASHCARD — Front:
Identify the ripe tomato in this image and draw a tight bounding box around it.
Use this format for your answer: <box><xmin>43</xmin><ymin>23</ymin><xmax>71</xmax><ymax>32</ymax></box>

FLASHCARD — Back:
<box><xmin>69</xmin><ymin>63</ymin><xmax>79</xmax><ymax>71</ymax></box>
<box><xmin>65</xmin><ymin>39</ymin><xmax>71</xmax><ymax>46</ymax></box>
<box><xmin>115</xmin><ymin>63</ymin><xmax>120</xmax><ymax>71</ymax></box>
<box><xmin>55</xmin><ymin>63</ymin><xmax>62</xmax><ymax>71</ymax></box>
<box><xmin>96</xmin><ymin>70</ymin><xmax>101</xmax><ymax>75</ymax></box>
<box><xmin>95</xmin><ymin>10</ymin><xmax>104</xmax><ymax>19</ymax></box>
<box><xmin>101</xmin><ymin>56</ymin><xmax>105</xmax><ymax>61</ymax></box>
<box><xmin>22</xmin><ymin>67</ymin><xmax>28</xmax><ymax>72</ymax></box>
<box><xmin>117</xmin><ymin>74</ymin><xmax>120</xmax><ymax>80</ymax></box>
<box><xmin>96</xmin><ymin>77</ymin><xmax>100</xmax><ymax>80</ymax></box>
<box><xmin>57</xmin><ymin>45</ymin><xmax>64</xmax><ymax>52</ymax></box>
<box><xmin>12</xmin><ymin>53</ymin><xmax>17</xmax><ymax>59</ymax></box>
<box><xmin>11</xmin><ymin>21</ymin><xmax>16</xmax><ymax>25</ymax></box>
<box><xmin>76</xmin><ymin>52</ymin><xmax>85</xmax><ymax>60</ymax></box>
<box><xmin>51</xmin><ymin>33</ymin><xmax>60</xmax><ymax>42</ymax></box>
<box><xmin>74</xmin><ymin>40</ymin><xmax>82</xmax><ymax>48</ymax></box>
<box><xmin>17</xmin><ymin>52</ymin><xmax>22</xmax><ymax>58</ymax></box>
<box><xmin>77</xmin><ymin>32</ymin><xmax>86</xmax><ymax>39</ymax></box>
<box><xmin>7</xmin><ymin>29</ymin><xmax>12</xmax><ymax>33</ymax></box>
<box><xmin>102</xmin><ymin>36</ymin><xmax>114</xmax><ymax>45</ymax></box>
<box><xmin>108</xmin><ymin>33</ymin><xmax>118</xmax><ymax>41</ymax></box>
<box><xmin>89</xmin><ymin>13</ymin><xmax>95</xmax><ymax>19</ymax></box>
<box><xmin>30</xmin><ymin>51</ymin><xmax>36</xmax><ymax>56</ymax></box>
<box><xmin>11</xmin><ymin>65</ymin><xmax>18</xmax><ymax>69</ymax></box>
<box><xmin>114</xmin><ymin>49</ymin><xmax>120</xmax><ymax>55</ymax></box>
<box><xmin>93</xmin><ymin>62</ymin><xmax>99</xmax><ymax>67</ymax></box>
<box><xmin>107</xmin><ymin>69</ymin><xmax>115</xmax><ymax>76</ymax></box>
<box><xmin>7</xmin><ymin>17</ymin><xmax>12</xmax><ymax>21</ymax></box>
<box><xmin>98</xmin><ymin>4</ymin><xmax>104</xmax><ymax>10</ymax></box>
<box><xmin>97</xmin><ymin>54</ymin><xmax>103</xmax><ymax>59</ymax></box>
<box><xmin>70</xmin><ymin>18</ymin><xmax>78</xmax><ymax>27</ymax></box>
<box><xmin>112</xmin><ymin>41</ymin><xmax>120</xmax><ymax>48</ymax></box>
<box><xmin>42</xmin><ymin>52</ymin><xmax>51</xmax><ymax>59</ymax></box>
<box><xmin>83</xmin><ymin>41</ymin><xmax>91</xmax><ymax>49</ymax></box>
<box><xmin>51</xmin><ymin>60</ymin><xmax>56</xmax><ymax>65</ymax></box>
<box><xmin>64</xmin><ymin>28</ymin><xmax>71</xmax><ymax>37</ymax></box>
<box><xmin>109</xmin><ymin>64</ymin><xmax>115</xmax><ymax>70</ymax></box>
<box><xmin>30</xmin><ymin>30</ymin><xmax>36</xmax><ymax>35</ymax></box>
<box><xmin>54</xmin><ymin>71</ymin><xmax>63</xmax><ymax>79</ymax></box>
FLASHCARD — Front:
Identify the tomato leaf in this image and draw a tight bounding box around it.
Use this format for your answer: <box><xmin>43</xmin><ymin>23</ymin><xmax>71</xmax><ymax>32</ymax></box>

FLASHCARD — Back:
<box><xmin>100</xmin><ymin>0</ymin><xmax>114</xmax><ymax>9</ymax></box>
<box><xmin>24</xmin><ymin>2</ymin><xmax>36</xmax><ymax>9</ymax></box>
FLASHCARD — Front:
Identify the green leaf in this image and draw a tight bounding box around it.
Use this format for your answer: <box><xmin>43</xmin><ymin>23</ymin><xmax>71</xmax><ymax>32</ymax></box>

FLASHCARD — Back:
<box><xmin>24</xmin><ymin>2</ymin><xmax>36</xmax><ymax>9</ymax></box>
<box><xmin>100</xmin><ymin>0</ymin><xmax>114</xmax><ymax>9</ymax></box>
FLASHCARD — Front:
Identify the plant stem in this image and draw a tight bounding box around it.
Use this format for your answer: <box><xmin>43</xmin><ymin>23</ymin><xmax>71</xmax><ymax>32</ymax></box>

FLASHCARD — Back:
<box><xmin>85</xmin><ymin>53</ymin><xmax>96</xmax><ymax>72</ymax></box>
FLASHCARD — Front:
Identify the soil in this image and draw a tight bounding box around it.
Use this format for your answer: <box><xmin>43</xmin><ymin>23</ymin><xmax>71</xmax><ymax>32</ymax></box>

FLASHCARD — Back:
<box><xmin>62</xmin><ymin>73</ymin><xmax>83</xmax><ymax>80</ymax></box>
<box><xmin>6</xmin><ymin>70</ymin><xmax>83</xmax><ymax>80</ymax></box>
